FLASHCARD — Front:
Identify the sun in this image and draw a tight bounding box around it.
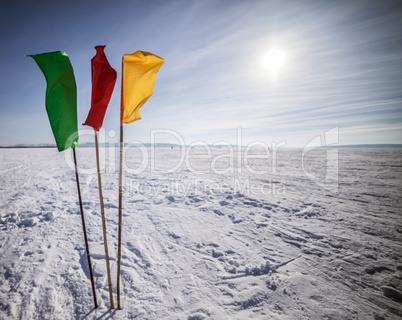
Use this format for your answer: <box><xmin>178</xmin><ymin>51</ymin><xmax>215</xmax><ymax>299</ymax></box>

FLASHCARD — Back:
<box><xmin>263</xmin><ymin>48</ymin><xmax>286</xmax><ymax>74</ymax></box>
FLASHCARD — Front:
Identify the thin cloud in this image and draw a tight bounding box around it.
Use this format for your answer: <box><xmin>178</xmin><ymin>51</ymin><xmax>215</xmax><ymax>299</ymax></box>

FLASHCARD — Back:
<box><xmin>0</xmin><ymin>0</ymin><xmax>401</xmax><ymax>146</ymax></box>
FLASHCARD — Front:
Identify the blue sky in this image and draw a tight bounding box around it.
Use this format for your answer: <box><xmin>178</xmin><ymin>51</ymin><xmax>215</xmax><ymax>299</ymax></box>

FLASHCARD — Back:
<box><xmin>0</xmin><ymin>0</ymin><xmax>401</xmax><ymax>147</ymax></box>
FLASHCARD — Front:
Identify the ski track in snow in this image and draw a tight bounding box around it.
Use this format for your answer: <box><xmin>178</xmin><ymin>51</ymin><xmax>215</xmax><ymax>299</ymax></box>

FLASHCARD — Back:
<box><xmin>0</xmin><ymin>147</ymin><xmax>401</xmax><ymax>319</ymax></box>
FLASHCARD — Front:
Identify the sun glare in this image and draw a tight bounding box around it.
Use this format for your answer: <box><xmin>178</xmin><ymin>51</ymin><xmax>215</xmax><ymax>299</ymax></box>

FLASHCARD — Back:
<box><xmin>263</xmin><ymin>48</ymin><xmax>286</xmax><ymax>74</ymax></box>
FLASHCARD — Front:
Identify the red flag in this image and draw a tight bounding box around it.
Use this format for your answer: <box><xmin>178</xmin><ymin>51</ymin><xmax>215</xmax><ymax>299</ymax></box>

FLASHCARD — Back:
<box><xmin>83</xmin><ymin>45</ymin><xmax>117</xmax><ymax>131</ymax></box>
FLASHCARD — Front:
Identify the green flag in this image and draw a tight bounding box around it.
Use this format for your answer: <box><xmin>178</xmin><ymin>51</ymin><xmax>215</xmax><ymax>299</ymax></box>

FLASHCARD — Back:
<box><xmin>28</xmin><ymin>51</ymin><xmax>79</xmax><ymax>152</ymax></box>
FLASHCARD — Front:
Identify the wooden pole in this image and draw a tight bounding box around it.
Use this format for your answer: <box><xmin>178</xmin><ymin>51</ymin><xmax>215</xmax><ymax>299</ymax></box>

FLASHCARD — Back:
<box><xmin>72</xmin><ymin>147</ymin><xmax>98</xmax><ymax>309</ymax></box>
<box><xmin>117</xmin><ymin>57</ymin><xmax>124</xmax><ymax>310</ymax></box>
<box><xmin>117</xmin><ymin>123</ymin><xmax>123</xmax><ymax>310</ymax></box>
<box><xmin>94</xmin><ymin>130</ymin><xmax>115</xmax><ymax>309</ymax></box>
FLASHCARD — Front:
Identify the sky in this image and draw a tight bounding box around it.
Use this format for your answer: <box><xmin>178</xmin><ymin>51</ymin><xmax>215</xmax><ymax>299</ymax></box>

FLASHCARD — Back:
<box><xmin>0</xmin><ymin>0</ymin><xmax>401</xmax><ymax>147</ymax></box>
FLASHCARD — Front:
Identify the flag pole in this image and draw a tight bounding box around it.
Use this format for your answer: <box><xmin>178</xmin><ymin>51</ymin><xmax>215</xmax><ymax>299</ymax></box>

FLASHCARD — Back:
<box><xmin>94</xmin><ymin>130</ymin><xmax>115</xmax><ymax>309</ymax></box>
<box><xmin>115</xmin><ymin>51</ymin><xmax>164</xmax><ymax>309</ymax></box>
<box><xmin>117</xmin><ymin>123</ymin><xmax>123</xmax><ymax>309</ymax></box>
<box><xmin>117</xmin><ymin>58</ymin><xmax>124</xmax><ymax>310</ymax></box>
<box><xmin>72</xmin><ymin>147</ymin><xmax>98</xmax><ymax>309</ymax></box>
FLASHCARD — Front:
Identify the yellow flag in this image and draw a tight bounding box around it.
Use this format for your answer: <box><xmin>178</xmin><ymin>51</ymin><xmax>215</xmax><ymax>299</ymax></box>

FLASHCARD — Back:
<box><xmin>121</xmin><ymin>51</ymin><xmax>165</xmax><ymax>124</ymax></box>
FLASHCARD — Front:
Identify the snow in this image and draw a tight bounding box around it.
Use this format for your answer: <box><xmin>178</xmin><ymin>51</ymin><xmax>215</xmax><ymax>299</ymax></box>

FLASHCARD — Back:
<box><xmin>0</xmin><ymin>147</ymin><xmax>401</xmax><ymax>319</ymax></box>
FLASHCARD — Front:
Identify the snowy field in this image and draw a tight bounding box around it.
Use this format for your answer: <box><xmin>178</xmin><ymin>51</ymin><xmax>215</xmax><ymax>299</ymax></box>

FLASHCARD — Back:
<box><xmin>0</xmin><ymin>147</ymin><xmax>401</xmax><ymax>319</ymax></box>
